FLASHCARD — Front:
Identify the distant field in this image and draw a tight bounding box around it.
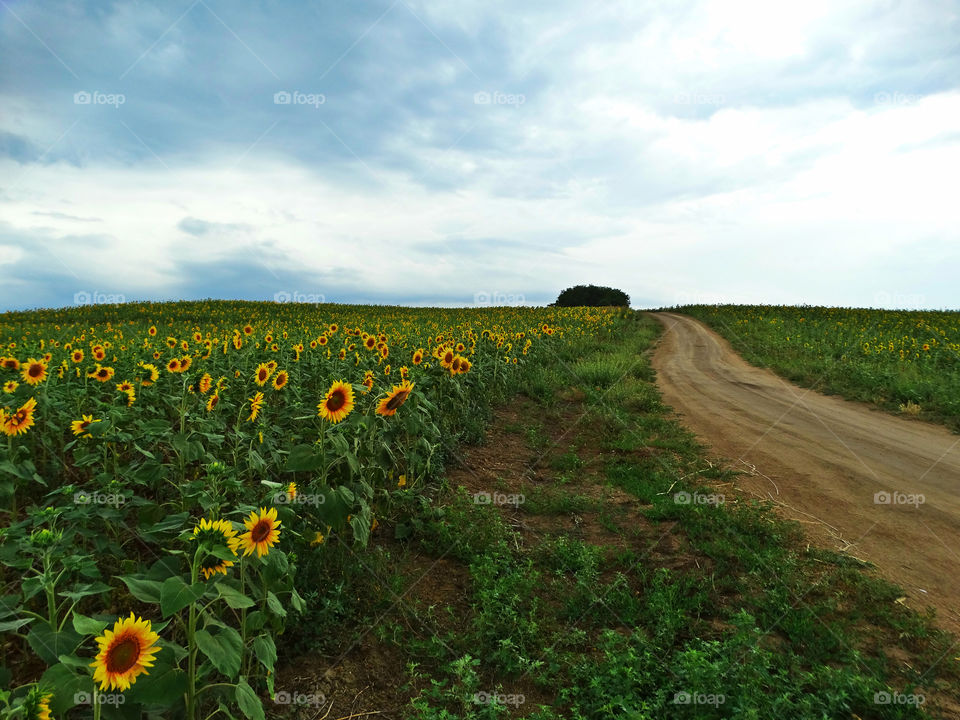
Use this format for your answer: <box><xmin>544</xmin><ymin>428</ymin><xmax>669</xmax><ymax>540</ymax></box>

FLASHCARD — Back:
<box><xmin>674</xmin><ymin>305</ymin><xmax>960</xmax><ymax>431</ymax></box>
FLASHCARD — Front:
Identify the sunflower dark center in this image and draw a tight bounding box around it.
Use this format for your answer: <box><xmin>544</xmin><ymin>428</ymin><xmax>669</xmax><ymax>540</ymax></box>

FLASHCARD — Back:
<box><xmin>106</xmin><ymin>636</ymin><xmax>140</xmax><ymax>673</ymax></box>
<box><xmin>327</xmin><ymin>390</ymin><xmax>346</xmax><ymax>411</ymax></box>
<box><xmin>28</xmin><ymin>365</ymin><xmax>43</xmax><ymax>377</ymax></box>
<box><xmin>250</xmin><ymin>520</ymin><xmax>271</xmax><ymax>543</ymax></box>
<box><xmin>386</xmin><ymin>390</ymin><xmax>410</xmax><ymax>411</ymax></box>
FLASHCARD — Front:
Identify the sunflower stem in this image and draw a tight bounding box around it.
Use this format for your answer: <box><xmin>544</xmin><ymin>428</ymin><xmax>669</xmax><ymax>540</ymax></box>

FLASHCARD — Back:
<box><xmin>186</xmin><ymin>547</ymin><xmax>202</xmax><ymax>720</ymax></box>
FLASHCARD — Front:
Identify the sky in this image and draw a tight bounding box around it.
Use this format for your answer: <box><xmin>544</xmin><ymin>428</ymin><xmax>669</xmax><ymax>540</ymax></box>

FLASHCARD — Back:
<box><xmin>1</xmin><ymin>0</ymin><xmax>958</xmax><ymax>312</ymax></box>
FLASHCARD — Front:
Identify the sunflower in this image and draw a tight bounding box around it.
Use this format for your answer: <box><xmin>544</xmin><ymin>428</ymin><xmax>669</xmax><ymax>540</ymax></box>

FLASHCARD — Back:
<box><xmin>272</xmin><ymin>370</ymin><xmax>289</xmax><ymax>390</ymax></box>
<box><xmin>266</xmin><ymin>360</ymin><xmax>278</xmax><ymax>372</ymax></box>
<box><xmin>140</xmin><ymin>362</ymin><xmax>160</xmax><ymax>386</ymax></box>
<box><xmin>317</xmin><ymin>380</ymin><xmax>354</xmax><ymax>423</ymax></box>
<box><xmin>247</xmin><ymin>391</ymin><xmax>265</xmax><ymax>422</ymax></box>
<box><xmin>243</xmin><ymin>324</ymin><xmax>254</xmax><ymax>336</ymax></box>
<box><xmin>238</xmin><ymin>507</ymin><xmax>281</xmax><ymax>557</ymax></box>
<box><xmin>318</xmin><ymin>335</ymin><xmax>328</xmax><ymax>346</ymax></box>
<box><xmin>329</xmin><ymin>323</ymin><xmax>338</xmax><ymax>334</ymax></box>
<box><xmin>254</xmin><ymin>362</ymin><xmax>272</xmax><ymax>386</ymax></box>
<box><xmin>286</xmin><ymin>481</ymin><xmax>297</xmax><ymax>501</ymax></box>
<box><xmin>412</xmin><ymin>349</ymin><xmax>424</xmax><ymax>365</ymax></box>
<box><xmin>459</xmin><ymin>358</ymin><xmax>472</xmax><ymax>373</ymax></box>
<box><xmin>92</xmin><ymin>346</ymin><xmax>106</xmax><ymax>361</ymax></box>
<box><xmin>232</xmin><ymin>335</ymin><xmax>243</xmax><ymax>350</ymax></box>
<box><xmin>116</xmin><ymin>380</ymin><xmax>134</xmax><ymax>393</ymax></box>
<box><xmin>440</xmin><ymin>349</ymin><xmax>455</xmax><ymax>368</ymax></box>
<box><xmin>22</xmin><ymin>688</ymin><xmax>52</xmax><ymax>720</ymax></box>
<box><xmin>198</xmin><ymin>373</ymin><xmax>213</xmax><ymax>394</ymax></box>
<box><xmin>364</xmin><ymin>336</ymin><xmax>377</xmax><ymax>350</ymax></box>
<box><xmin>90</xmin><ymin>613</ymin><xmax>161</xmax><ymax>691</ymax></box>
<box><xmin>3</xmin><ymin>397</ymin><xmax>37</xmax><ymax>436</ymax></box>
<box><xmin>206</xmin><ymin>394</ymin><xmax>219</xmax><ymax>412</ymax></box>
<box><xmin>376</xmin><ymin>380</ymin><xmax>414</xmax><ymax>417</ymax></box>
<box><xmin>193</xmin><ymin>517</ymin><xmax>240</xmax><ymax>579</ymax></box>
<box><xmin>71</xmin><ymin>414</ymin><xmax>101</xmax><ymax>438</ymax></box>
<box><xmin>71</xmin><ymin>349</ymin><xmax>84</xmax><ymax>363</ymax></box>
<box><xmin>179</xmin><ymin>356</ymin><xmax>192</xmax><ymax>372</ymax></box>
<box><xmin>166</xmin><ymin>358</ymin><xmax>181</xmax><ymax>373</ymax></box>
<box><xmin>21</xmin><ymin>359</ymin><xmax>48</xmax><ymax>386</ymax></box>
<box><xmin>148</xmin><ymin>325</ymin><xmax>157</xmax><ymax>336</ymax></box>
<box><xmin>3</xmin><ymin>380</ymin><xmax>17</xmax><ymax>393</ymax></box>
<box><xmin>1</xmin><ymin>357</ymin><xmax>19</xmax><ymax>371</ymax></box>
<box><xmin>450</xmin><ymin>357</ymin><xmax>462</xmax><ymax>374</ymax></box>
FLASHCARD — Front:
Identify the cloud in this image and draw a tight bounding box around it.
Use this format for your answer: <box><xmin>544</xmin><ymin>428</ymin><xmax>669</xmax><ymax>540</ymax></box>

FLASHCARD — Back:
<box><xmin>1</xmin><ymin>0</ymin><xmax>958</xmax><ymax>311</ymax></box>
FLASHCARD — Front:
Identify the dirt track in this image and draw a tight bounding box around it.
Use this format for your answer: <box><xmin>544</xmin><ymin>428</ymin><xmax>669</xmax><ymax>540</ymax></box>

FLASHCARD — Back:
<box><xmin>651</xmin><ymin>312</ymin><xmax>960</xmax><ymax>633</ymax></box>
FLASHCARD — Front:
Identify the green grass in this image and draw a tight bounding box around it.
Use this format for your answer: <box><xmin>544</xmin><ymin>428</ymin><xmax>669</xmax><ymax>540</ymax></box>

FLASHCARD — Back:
<box><xmin>285</xmin><ymin>311</ymin><xmax>959</xmax><ymax>719</ymax></box>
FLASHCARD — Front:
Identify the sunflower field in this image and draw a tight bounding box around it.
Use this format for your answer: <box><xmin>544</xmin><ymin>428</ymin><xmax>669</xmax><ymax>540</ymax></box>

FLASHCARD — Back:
<box><xmin>0</xmin><ymin>300</ymin><xmax>623</xmax><ymax>719</ymax></box>
<box><xmin>678</xmin><ymin>304</ymin><xmax>960</xmax><ymax>428</ymax></box>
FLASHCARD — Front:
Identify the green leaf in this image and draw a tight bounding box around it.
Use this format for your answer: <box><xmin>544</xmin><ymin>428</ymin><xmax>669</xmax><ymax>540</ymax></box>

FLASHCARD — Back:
<box><xmin>0</xmin><ymin>617</ymin><xmax>32</xmax><ymax>632</ymax></box>
<box><xmin>160</xmin><ymin>577</ymin><xmax>207</xmax><ymax>618</ymax></box>
<box><xmin>71</xmin><ymin>612</ymin><xmax>109</xmax><ymax>635</ymax></box>
<box><xmin>284</xmin><ymin>444</ymin><xmax>324</xmax><ymax>472</ymax></box>
<box><xmin>215</xmin><ymin>583</ymin><xmax>255</xmax><ymax>609</ymax></box>
<box><xmin>235</xmin><ymin>677</ymin><xmax>265</xmax><ymax>720</ymax></box>
<box><xmin>60</xmin><ymin>581</ymin><xmax>112</xmax><ymax>603</ymax></box>
<box><xmin>27</xmin><ymin>624</ymin><xmax>83</xmax><ymax>665</ymax></box>
<box><xmin>290</xmin><ymin>588</ymin><xmax>306</xmax><ymax>613</ymax></box>
<box><xmin>194</xmin><ymin>626</ymin><xmax>242</xmax><ymax>679</ymax></box>
<box><xmin>125</xmin><ymin>654</ymin><xmax>187</xmax><ymax>705</ymax></box>
<box><xmin>265</xmin><ymin>591</ymin><xmax>286</xmax><ymax>619</ymax></box>
<box><xmin>40</xmin><ymin>662</ymin><xmax>88</xmax><ymax>715</ymax></box>
<box><xmin>252</xmin><ymin>635</ymin><xmax>277</xmax><ymax>673</ymax></box>
<box><xmin>119</xmin><ymin>576</ymin><xmax>164</xmax><ymax>604</ymax></box>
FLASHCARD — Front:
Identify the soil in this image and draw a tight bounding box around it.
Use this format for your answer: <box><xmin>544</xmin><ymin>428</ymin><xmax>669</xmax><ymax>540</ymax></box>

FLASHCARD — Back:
<box><xmin>651</xmin><ymin>312</ymin><xmax>960</xmax><ymax>634</ymax></box>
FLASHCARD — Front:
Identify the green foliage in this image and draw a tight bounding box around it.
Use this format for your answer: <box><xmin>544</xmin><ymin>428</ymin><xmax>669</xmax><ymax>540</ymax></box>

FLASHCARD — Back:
<box><xmin>555</xmin><ymin>285</ymin><xmax>631</xmax><ymax>308</ymax></box>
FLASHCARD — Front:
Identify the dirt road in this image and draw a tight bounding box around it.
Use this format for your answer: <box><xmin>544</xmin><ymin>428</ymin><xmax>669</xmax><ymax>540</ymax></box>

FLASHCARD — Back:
<box><xmin>651</xmin><ymin>312</ymin><xmax>960</xmax><ymax>632</ymax></box>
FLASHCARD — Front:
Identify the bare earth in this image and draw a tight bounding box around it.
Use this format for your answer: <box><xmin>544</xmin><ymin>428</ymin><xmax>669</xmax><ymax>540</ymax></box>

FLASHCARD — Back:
<box><xmin>651</xmin><ymin>312</ymin><xmax>960</xmax><ymax>633</ymax></box>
